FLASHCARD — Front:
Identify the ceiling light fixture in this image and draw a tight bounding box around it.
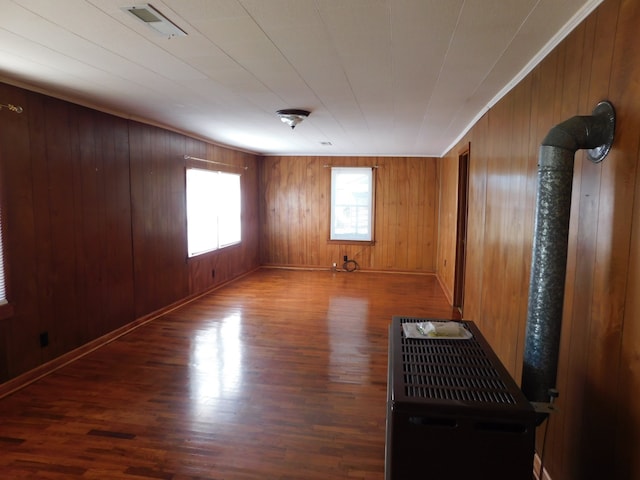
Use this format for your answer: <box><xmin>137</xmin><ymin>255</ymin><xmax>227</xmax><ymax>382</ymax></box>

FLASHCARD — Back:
<box><xmin>125</xmin><ymin>4</ymin><xmax>187</xmax><ymax>38</ymax></box>
<box><xmin>276</xmin><ymin>109</ymin><xmax>310</xmax><ymax>129</ymax></box>
<box><xmin>0</xmin><ymin>103</ymin><xmax>23</xmax><ymax>114</ymax></box>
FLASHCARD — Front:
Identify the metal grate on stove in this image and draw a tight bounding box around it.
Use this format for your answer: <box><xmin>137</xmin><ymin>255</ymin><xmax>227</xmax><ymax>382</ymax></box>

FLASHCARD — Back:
<box><xmin>399</xmin><ymin>319</ymin><xmax>516</xmax><ymax>404</ymax></box>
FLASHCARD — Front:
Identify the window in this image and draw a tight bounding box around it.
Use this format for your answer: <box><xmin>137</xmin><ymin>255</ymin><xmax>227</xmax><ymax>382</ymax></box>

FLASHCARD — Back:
<box><xmin>0</xmin><ymin>201</ymin><xmax>12</xmax><ymax>320</ymax></box>
<box><xmin>0</xmin><ymin>204</ymin><xmax>6</xmax><ymax>305</ymax></box>
<box><xmin>186</xmin><ymin>168</ymin><xmax>241</xmax><ymax>257</ymax></box>
<box><xmin>330</xmin><ymin>167</ymin><xmax>374</xmax><ymax>241</ymax></box>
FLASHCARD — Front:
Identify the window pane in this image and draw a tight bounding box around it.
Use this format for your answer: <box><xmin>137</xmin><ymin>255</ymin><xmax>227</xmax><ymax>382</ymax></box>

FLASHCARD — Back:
<box><xmin>330</xmin><ymin>167</ymin><xmax>373</xmax><ymax>241</ymax></box>
<box><xmin>186</xmin><ymin>168</ymin><xmax>242</xmax><ymax>257</ymax></box>
<box><xmin>218</xmin><ymin>173</ymin><xmax>241</xmax><ymax>247</ymax></box>
<box><xmin>0</xmin><ymin>204</ymin><xmax>6</xmax><ymax>305</ymax></box>
<box><xmin>187</xmin><ymin>169</ymin><xmax>218</xmax><ymax>256</ymax></box>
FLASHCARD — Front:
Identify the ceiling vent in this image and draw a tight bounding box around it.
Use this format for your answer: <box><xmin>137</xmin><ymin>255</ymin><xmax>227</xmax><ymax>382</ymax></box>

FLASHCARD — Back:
<box><xmin>125</xmin><ymin>4</ymin><xmax>187</xmax><ymax>38</ymax></box>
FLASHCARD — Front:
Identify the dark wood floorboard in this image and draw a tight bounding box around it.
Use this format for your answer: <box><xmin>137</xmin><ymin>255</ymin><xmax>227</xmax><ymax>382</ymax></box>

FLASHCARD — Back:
<box><xmin>0</xmin><ymin>269</ymin><xmax>459</xmax><ymax>479</ymax></box>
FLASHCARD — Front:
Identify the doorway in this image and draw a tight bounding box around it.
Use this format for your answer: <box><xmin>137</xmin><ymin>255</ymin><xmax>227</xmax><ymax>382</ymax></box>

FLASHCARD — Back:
<box><xmin>453</xmin><ymin>146</ymin><xmax>470</xmax><ymax>312</ymax></box>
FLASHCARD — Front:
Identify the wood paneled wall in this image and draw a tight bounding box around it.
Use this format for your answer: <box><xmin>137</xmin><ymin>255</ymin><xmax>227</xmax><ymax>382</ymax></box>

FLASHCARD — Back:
<box><xmin>0</xmin><ymin>83</ymin><xmax>260</xmax><ymax>382</ymax></box>
<box><xmin>438</xmin><ymin>0</ymin><xmax>640</xmax><ymax>478</ymax></box>
<box><xmin>436</xmin><ymin>150</ymin><xmax>460</xmax><ymax>304</ymax></box>
<box><xmin>4</xmin><ymin>0</ymin><xmax>639</xmax><ymax>476</ymax></box>
<box><xmin>259</xmin><ymin>156</ymin><xmax>439</xmax><ymax>272</ymax></box>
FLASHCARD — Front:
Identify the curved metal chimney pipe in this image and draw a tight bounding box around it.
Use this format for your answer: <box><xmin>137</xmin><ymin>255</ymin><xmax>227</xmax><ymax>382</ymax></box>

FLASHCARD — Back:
<box><xmin>521</xmin><ymin>101</ymin><xmax>615</xmax><ymax>403</ymax></box>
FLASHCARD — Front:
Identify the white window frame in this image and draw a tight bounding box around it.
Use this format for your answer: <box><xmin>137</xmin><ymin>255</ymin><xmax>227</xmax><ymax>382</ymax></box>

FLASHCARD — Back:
<box><xmin>330</xmin><ymin>167</ymin><xmax>374</xmax><ymax>242</ymax></box>
<box><xmin>186</xmin><ymin>168</ymin><xmax>241</xmax><ymax>258</ymax></box>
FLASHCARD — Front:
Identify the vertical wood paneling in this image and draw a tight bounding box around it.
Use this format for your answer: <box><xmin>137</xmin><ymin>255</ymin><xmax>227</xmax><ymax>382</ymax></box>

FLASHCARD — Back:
<box><xmin>461</xmin><ymin>114</ymin><xmax>489</xmax><ymax>329</ymax></box>
<box><xmin>479</xmin><ymin>95</ymin><xmax>514</xmax><ymax>371</ymax></box>
<box><xmin>577</xmin><ymin>4</ymin><xmax>626</xmax><ymax>479</ymax></box>
<box><xmin>438</xmin><ymin>0</ymin><xmax>640</xmax><ymax>478</ymax></box>
<box><xmin>0</xmin><ymin>84</ymin><xmax>260</xmax><ymax>383</ymax></box>
<box><xmin>27</xmin><ymin>93</ymin><xmax>56</xmax><ymax>365</ymax></box>
<box><xmin>81</xmin><ymin>111</ymin><xmax>134</xmax><ymax>339</ymax></box>
<box><xmin>407</xmin><ymin>159</ymin><xmax>421</xmax><ymax>269</ymax></box>
<box><xmin>509</xmin><ymin>76</ymin><xmax>535</xmax><ymax>383</ymax></box>
<box><xmin>259</xmin><ymin>156</ymin><xmax>439</xmax><ymax>272</ymax></box>
<box><xmin>0</xmin><ymin>84</ymin><xmax>42</xmax><ymax>377</ymax></box>
<box><xmin>73</xmin><ymin>109</ymin><xmax>100</xmax><ymax>342</ymax></box>
<box><xmin>0</xmin><ymin>87</ymin><xmax>138</xmax><ymax>379</ymax></box>
<box><xmin>558</xmin><ymin>48</ymin><xmax>601</xmax><ymax>480</ymax></box>
<box><xmin>383</xmin><ymin>157</ymin><xmax>399</xmax><ymax>269</ymax></box>
<box><xmin>436</xmin><ymin>149</ymin><xmax>459</xmax><ymax>303</ymax></box>
<box><xmin>129</xmin><ymin>122</ymin><xmax>189</xmax><ymax>318</ymax></box>
<box><xmin>582</xmin><ymin>1</ymin><xmax>635</xmax><ymax>479</ymax></box>
<box><xmin>610</xmin><ymin>2</ymin><xmax>640</xmax><ymax>475</ymax></box>
<box><xmin>46</xmin><ymin>100</ymin><xmax>83</xmax><ymax>355</ymax></box>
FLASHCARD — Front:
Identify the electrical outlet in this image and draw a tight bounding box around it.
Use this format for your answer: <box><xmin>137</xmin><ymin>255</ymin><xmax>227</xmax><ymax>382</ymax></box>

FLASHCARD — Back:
<box><xmin>343</xmin><ymin>255</ymin><xmax>348</xmax><ymax>262</ymax></box>
<box><xmin>39</xmin><ymin>331</ymin><xmax>49</xmax><ymax>348</ymax></box>
<box><xmin>211</xmin><ymin>268</ymin><xmax>216</xmax><ymax>278</ymax></box>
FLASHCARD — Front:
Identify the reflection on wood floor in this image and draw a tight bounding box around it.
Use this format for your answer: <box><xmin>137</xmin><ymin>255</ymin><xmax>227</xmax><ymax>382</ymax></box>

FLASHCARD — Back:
<box><xmin>0</xmin><ymin>268</ymin><xmax>459</xmax><ymax>479</ymax></box>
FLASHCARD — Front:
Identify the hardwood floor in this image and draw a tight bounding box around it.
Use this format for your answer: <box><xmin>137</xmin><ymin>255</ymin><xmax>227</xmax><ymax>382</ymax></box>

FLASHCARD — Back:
<box><xmin>0</xmin><ymin>268</ymin><xmax>459</xmax><ymax>479</ymax></box>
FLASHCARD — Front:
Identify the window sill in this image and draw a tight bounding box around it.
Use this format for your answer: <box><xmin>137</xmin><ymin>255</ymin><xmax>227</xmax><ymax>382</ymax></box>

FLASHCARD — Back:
<box><xmin>327</xmin><ymin>239</ymin><xmax>375</xmax><ymax>246</ymax></box>
<box><xmin>187</xmin><ymin>241</ymin><xmax>242</xmax><ymax>260</ymax></box>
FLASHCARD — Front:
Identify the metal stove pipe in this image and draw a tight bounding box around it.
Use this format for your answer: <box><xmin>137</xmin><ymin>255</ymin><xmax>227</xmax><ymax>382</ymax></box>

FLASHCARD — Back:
<box><xmin>521</xmin><ymin>101</ymin><xmax>615</xmax><ymax>403</ymax></box>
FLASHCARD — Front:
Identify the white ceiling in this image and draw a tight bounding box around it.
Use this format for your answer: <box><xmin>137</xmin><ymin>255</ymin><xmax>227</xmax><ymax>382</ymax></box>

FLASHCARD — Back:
<box><xmin>0</xmin><ymin>0</ymin><xmax>602</xmax><ymax>157</ymax></box>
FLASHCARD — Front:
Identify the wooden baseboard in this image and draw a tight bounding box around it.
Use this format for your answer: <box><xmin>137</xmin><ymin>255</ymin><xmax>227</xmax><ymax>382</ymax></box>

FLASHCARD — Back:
<box><xmin>435</xmin><ymin>273</ymin><xmax>454</xmax><ymax>305</ymax></box>
<box><xmin>0</xmin><ymin>268</ymin><xmax>259</xmax><ymax>400</ymax></box>
<box><xmin>533</xmin><ymin>452</ymin><xmax>552</xmax><ymax>480</ymax></box>
<box><xmin>0</xmin><ymin>314</ymin><xmax>158</xmax><ymax>400</ymax></box>
<box><xmin>261</xmin><ymin>263</ymin><xmax>437</xmax><ymax>276</ymax></box>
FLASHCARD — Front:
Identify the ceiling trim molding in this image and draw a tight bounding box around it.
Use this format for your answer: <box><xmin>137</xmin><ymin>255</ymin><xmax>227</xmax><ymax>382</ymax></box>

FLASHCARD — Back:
<box><xmin>442</xmin><ymin>0</ymin><xmax>605</xmax><ymax>158</ymax></box>
<box><xmin>0</xmin><ymin>75</ymin><xmax>260</xmax><ymax>157</ymax></box>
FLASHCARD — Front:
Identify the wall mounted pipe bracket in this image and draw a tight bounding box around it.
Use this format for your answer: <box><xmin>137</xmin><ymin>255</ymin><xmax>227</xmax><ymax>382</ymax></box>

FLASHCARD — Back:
<box><xmin>522</xmin><ymin>101</ymin><xmax>616</xmax><ymax>404</ymax></box>
<box><xmin>587</xmin><ymin>101</ymin><xmax>616</xmax><ymax>163</ymax></box>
